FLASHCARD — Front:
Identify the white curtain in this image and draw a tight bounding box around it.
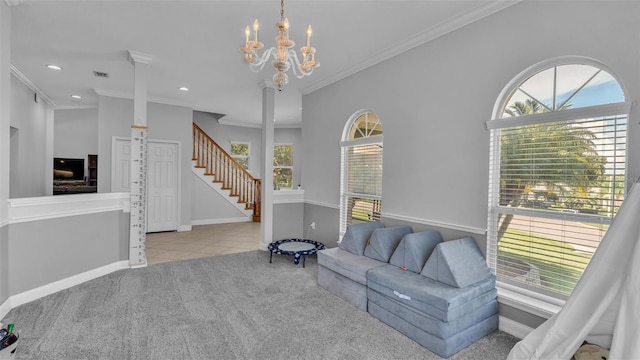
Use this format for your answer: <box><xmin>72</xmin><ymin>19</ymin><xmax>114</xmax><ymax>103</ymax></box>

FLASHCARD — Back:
<box><xmin>507</xmin><ymin>181</ymin><xmax>640</xmax><ymax>360</ymax></box>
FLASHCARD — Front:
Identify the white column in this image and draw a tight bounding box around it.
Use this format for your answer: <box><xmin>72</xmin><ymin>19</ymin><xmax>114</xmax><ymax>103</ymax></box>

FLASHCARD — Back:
<box><xmin>127</xmin><ymin>50</ymin><xmax>153</xmax><ymax>267</ymax></box>
<box><xmin>259</xmin><ymin>80</ymin><xmax>275</xmax><ymax>250</ymax></box>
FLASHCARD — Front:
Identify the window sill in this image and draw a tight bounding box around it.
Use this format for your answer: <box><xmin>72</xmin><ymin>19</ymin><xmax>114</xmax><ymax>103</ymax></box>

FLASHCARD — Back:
<box><xmin>497</xmin><ymin>282</ymin><xmax>564</xmax><ymax>319</ymax></box>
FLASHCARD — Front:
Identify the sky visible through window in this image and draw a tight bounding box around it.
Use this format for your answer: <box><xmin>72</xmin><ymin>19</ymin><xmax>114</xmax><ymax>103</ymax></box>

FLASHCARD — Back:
<box><xmin>504</xmin><ymin>65</ymin><xmax>625</xmax><ymax>114</ymax></box>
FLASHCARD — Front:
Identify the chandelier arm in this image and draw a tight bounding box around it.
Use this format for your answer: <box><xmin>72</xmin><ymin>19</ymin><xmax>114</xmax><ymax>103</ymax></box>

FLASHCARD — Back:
<box><xmin>249</xmin><ymin>47</ymin><xmax>277</xmax><ymax>73</ymax></box>
<box><xmin>286</xmin><ymin>49</ymin><xmax>313</xmax><ymax>78</ymax></box>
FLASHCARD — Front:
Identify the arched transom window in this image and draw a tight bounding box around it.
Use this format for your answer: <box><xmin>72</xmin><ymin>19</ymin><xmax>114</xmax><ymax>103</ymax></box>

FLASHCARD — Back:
<box><xmin>487</xmin><ymin>60</ymin><xmax>629</xmax><ymax>298</ymax></box>
<box><xmin>340</xmin><ymin>111</ymin><xmax>383</xmax><ymax>235</ymax></box>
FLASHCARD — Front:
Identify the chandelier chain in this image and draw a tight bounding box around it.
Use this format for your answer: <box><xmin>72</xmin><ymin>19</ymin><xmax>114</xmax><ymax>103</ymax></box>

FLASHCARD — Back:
<box><xmin>280</xmin><ymin>0</ymin><xmax>285</xmax><ymax>22</ymax></box>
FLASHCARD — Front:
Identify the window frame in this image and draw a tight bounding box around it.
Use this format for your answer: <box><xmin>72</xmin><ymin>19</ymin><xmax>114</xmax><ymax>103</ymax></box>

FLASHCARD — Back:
<box><xmin>339</xmin><ymin>110</ymin><xmax>383</xmax><ymax>237</ymax></box>
<box><xmin>273</xmin><ymin>143</ymin><xmax>294</xmax><ymax>189</ymax></box>
<box><xmin>486</xmin><ymin>57</ymin><xmax>630</xmax><ymax>315</ymax></box>
<box><xmin>230</xmin><ymin>141</ymin><xmax>250</xmax><ymax>171</ymax></box>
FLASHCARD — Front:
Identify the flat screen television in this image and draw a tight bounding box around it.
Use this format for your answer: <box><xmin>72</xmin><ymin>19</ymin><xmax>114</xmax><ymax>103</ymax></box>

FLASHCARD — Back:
<box><xmin>53</xmin><ymin>158</ymin><xmax>85</xmax><ymax>181</ymax></box>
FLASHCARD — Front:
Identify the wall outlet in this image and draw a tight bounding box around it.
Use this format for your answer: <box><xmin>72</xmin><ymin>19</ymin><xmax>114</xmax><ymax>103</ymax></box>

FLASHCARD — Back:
<box><xmin>310</xmin><ymin>222</ymin><xmax>316</xmax><ymax>230</ymax></box>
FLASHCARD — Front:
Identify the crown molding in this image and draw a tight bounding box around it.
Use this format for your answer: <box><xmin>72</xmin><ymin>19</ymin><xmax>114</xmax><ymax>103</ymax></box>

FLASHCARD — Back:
<box><xmin>10</xmin><ymin>64</ymin><xmax>57</xmax><ymax>108</ymax></box>
<box><xmin>4</xmin><ymin>0</ymin><xmax>23</xmax><ymax>6</ymax></box>
<box><xmin>301</xmin><ymin>0</ymin><xmax>522</xmax><ymax>95</ymax></box>
<box><xmin>127</xmin><ymin>50</ymin><xmax>153</xmax><ymax>65</ymax></box>
<box><xmin>216</xmin><ymin>116</ymin><xmax>301</xmax><ymax>129</ymax></box>
<box><xmin>257</xmin><ymin>79</ymin><xmax>275</xmax><ymax>89</ymax></box>
<box><xmin>217</xmin><ymin>117</ymin><xmax>263</xmax><ymax>129</ymax></box>
<box><xmin>93</xmin><ymin>88</ymin><xmax>193</xmax><ymax>109</ymax></box>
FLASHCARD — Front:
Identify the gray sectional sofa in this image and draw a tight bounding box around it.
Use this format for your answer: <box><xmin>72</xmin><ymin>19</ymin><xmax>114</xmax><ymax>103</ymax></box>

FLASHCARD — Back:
<box><xmin>317</xmin><ymin>221</ymin><xmax>498</xmax><ymax>358</ymax></box>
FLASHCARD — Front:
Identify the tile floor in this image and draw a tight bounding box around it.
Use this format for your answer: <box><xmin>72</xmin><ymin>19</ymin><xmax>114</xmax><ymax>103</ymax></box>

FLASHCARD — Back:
<box><xmin>146</xmin><ymin>222</ymin><xmax>261</xmax><ymax>265</ymax></box>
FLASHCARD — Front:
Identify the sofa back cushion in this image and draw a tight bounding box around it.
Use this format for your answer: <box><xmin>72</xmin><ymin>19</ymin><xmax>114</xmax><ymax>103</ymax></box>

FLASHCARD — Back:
<box><xmin>389</xmin><ymin>230</ymin><xmax>443</xmax><ymax>273</ymax></box>
<box><xmin>338</xmin><ymin>221</ymin><xmax>384</xmax><ymax>255</ymax></box>
<box><xmin>420</xmin><ymin>237</ymin><xmax>492</xmax><ymax>288</ymax></box>
<box><xmin>364</xmin><ymin>226</ymin><xmax>413</xmax><ymax>262</ymax></box>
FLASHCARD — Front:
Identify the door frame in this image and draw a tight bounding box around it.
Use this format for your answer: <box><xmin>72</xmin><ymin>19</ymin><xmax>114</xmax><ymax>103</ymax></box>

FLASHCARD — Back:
<box><xmin>111</xmin><ymin>136</ymin><xmax>182</xmax><ymax>232</ymax></box>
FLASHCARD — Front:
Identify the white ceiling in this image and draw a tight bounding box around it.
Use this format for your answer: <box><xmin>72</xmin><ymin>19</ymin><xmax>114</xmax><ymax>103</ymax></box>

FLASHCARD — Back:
<box><xmin>9</xmin><ymin>0</ymin><xmax>517</xmax><ymax>127</ymax></box>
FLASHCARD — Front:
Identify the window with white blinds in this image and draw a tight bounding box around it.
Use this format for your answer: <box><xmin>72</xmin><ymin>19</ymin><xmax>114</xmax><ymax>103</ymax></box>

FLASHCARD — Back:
<box><xmin>340</xmin><ymin>111</ymin><xmax>383</xmax><ymax>235</ymax></box>
<box><xmin>487</xmin><ymin>62</ymin><xmax>629</xmax><ymax>298</ymax></box>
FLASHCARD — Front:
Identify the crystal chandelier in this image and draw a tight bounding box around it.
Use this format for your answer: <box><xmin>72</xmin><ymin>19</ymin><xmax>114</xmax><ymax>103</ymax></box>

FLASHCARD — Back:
<box><xmin>240</xmin><ymin>0</ymin><xmax>319</xmax><ymax>91</ymax></box>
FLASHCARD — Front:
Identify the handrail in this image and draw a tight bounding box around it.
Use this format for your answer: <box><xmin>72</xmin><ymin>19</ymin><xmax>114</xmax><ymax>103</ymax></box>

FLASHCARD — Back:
<box><xmin>192</xmin><ymin>123</ymin><xmax>261</xmax><ymax>221</ymax></box>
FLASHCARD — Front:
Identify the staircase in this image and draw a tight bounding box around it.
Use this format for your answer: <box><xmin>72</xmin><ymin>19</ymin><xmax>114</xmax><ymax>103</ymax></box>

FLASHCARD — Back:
<box><xmin>192</xmin><ymin>123</ymin><xmax>261</xmax><ymax>222</ymax></box>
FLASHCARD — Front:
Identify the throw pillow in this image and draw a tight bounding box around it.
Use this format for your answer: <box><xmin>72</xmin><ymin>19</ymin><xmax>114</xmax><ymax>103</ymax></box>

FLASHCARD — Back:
<box><xmin>421</xmin><ymin>237</ymin><xmax>492</xmax><ymax>288</ymax></box>
<box><xmin>338</xmin><ymin>221</ymin><xmax>383</xmax><ymax>255</ymax></box>
<box><xmin>389</xmin><ymin>230</ymin><xmax>443</xmax><ymax>273</ymax></box>
<box><xmin>364</xmin><ymin>226</ymin><xmax>413</xmax><ymax>262</ymax></box>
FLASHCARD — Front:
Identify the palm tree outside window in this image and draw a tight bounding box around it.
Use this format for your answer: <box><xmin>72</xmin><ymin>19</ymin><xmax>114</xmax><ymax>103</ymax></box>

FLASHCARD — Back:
<box><xmin>487</xmin><ymin>60</ymin><xmax>629</xmax><ymax>298</ymax></box>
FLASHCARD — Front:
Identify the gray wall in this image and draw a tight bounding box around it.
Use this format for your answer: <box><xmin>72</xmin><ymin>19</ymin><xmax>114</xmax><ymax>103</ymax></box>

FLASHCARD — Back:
<box><xmin>97</xmin><ymin>96</ymin><xmax>193</xmax><ymax>229</ymax></box>
<box><xmin>303</xmin><ymin>203</ymin><xmax>339</xmax><ymax>248</ymax></box>
<box><xmin>54</xmin><ymin>108</ymin><xmax>99</xmax><ymax>167</ymax></box>
<box><xmin>273</xmin><ymin>202</ymin><xmax>304</xmax><ymax>240</ymax></box>
<box><xmin>9</xmin><ymin>73</ymin><xmax>53</xmax><ymax>198</ymax></box>
<box><xmin>190</xmin><ymin>173</ymin><xmax>247</xmax><ymax>222</ymax></box>
<box><xmin>7</xmin><ymin>211</ymin><xmax>129</xmax><ymax>296</ymax></box>
<box><xmin>301</xmin><ymin>1</ymin><xmax>640</xmax><ymax>328</ymax></box>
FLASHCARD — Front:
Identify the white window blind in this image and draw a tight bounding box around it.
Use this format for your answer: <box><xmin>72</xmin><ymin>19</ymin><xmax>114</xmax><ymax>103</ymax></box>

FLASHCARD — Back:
<box><xmin>340</xmin><ymin>111</ymin><xmax>383</xmax><ymax>235</ymax></box>
<box><xmin>488</xmin><ymin>114</ymin><xmax>627</xmax><ymax>297</ymax></box>
<box><xmin>344</xmin><ymin>143</ymin><xmax>383</xmax><ymax>222</ymax></box>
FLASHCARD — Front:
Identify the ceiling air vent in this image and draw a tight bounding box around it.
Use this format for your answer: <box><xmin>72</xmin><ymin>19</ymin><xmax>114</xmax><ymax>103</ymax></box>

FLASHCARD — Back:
<box><xmin>93</xmin><ymin>71</ymin><xmax>109</xmax><ymax>78</ymax></box>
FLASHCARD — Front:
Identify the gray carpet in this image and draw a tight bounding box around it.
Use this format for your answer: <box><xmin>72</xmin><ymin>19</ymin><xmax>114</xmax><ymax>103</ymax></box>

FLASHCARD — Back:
<box><xmin>2</xmin><ymin>251</ymin><xmax>518</xmax><ymax>359</ymax></box>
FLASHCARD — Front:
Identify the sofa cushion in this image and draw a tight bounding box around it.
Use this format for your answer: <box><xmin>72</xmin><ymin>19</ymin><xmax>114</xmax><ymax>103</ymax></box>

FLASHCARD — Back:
<box><xmin>368</xmin><ymin>300</ymin><xmax>498</xmax><ymax>358</ymax></box>
<box><xmin>421</xmin><ymin>237</ymin><xmax>492</xmax><ymax>288</ymax></box>
<box><xmin>368</xmin><ymin>290</ymin><xmax>498</xmax><ymax>339</ymax></box>
<box><xmin>338</xmin><ymin>221</ymin><xmax>384</xmax><ymax>256</ymax></box>
<box><xmin>367</xmin><ymin>264</ymin><xmax>496</xmax><ymax>322</ymax></box>
<box><xmin>389</xmin><ymin>230</ymin><xmax>443</xmax><ymax>273</ymax></box>
<box><xmin>364</xmin><ymin>226</ymin><xmax>413</xmax><ymax>262</ymax></box>
<box><xmin>318</xmin><ymin>247</ymin><xmax>387</xmax><ymax>285</ymax></box>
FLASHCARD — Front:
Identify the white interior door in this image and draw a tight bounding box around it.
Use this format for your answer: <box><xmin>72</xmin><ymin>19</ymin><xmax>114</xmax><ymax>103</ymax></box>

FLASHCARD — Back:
<box><xmin>112</xmin><ymin>138</ymin><xmax>131</xmax><ymax>193</ymax></box>
<box><xmin>112</xmin><ymin>137</ymin><xmax>179</xmax><ymax>232</ymax></box>
<box><xmin>147</xmin><ymin>142</ymin><xmax>179</xmax><ymax>232</ymax></box>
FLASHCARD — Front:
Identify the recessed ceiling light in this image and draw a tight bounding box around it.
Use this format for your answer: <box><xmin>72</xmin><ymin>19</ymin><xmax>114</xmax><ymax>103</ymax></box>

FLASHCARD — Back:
<box><xmin>71</xmin><ymin>95</ymin><xmax>82</xmax><ymax>99</ymax></box>
<box><xmin>46</xmin><ymin>64</ymin><xmax>62</xmax><ymax>70</ymax></box>
<box><xmin>179</xmin><ymin>87</ymin><xmax>189</xmax><ymax>92</ymax></box>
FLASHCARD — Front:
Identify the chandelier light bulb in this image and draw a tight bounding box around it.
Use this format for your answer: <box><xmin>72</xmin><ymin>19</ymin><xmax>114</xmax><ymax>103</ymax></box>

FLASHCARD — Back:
<box><xmin>253</xmin><ymin>19</ymin><xmax>259</xmax><ymax>42</ymax></box>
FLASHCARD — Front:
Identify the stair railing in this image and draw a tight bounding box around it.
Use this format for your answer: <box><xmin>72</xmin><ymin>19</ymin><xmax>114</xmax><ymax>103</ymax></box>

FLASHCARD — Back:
<box><xmin>192</xmin><ymin>123</ymin><xmax>261</xmax><ymax>221</ymax></box>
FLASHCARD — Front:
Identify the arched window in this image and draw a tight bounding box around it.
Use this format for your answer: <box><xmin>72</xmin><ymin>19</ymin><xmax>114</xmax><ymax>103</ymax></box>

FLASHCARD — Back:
<box><xmin>340</xmin><ymin>111</ymin><xmax>383</xmax><ymax>235</ymax></box>
<box><xmin>487</xmin><ymin>59</ymin><xmax>629</xmax><ymax>299</ymax></box>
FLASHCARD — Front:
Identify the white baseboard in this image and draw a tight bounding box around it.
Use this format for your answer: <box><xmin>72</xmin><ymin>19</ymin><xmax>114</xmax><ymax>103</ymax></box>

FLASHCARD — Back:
<box><xmin>178</xmin><ymin>225</ymin><xmax>192</xmax><ymax>232</ymax></box>
<box><xmin>9</xmin><ymin>260</ymin><xmax>130</xmax><ymax>310</ymax></box>
<box><xmin>499</xmin><ymin>315</ymin><xmax>533</xmax><ymax>340</ymax></box>
<box><xmin>191</xmin><ymin>217</ymin><xmax>252</xmax><ymax>226</ymax></box>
